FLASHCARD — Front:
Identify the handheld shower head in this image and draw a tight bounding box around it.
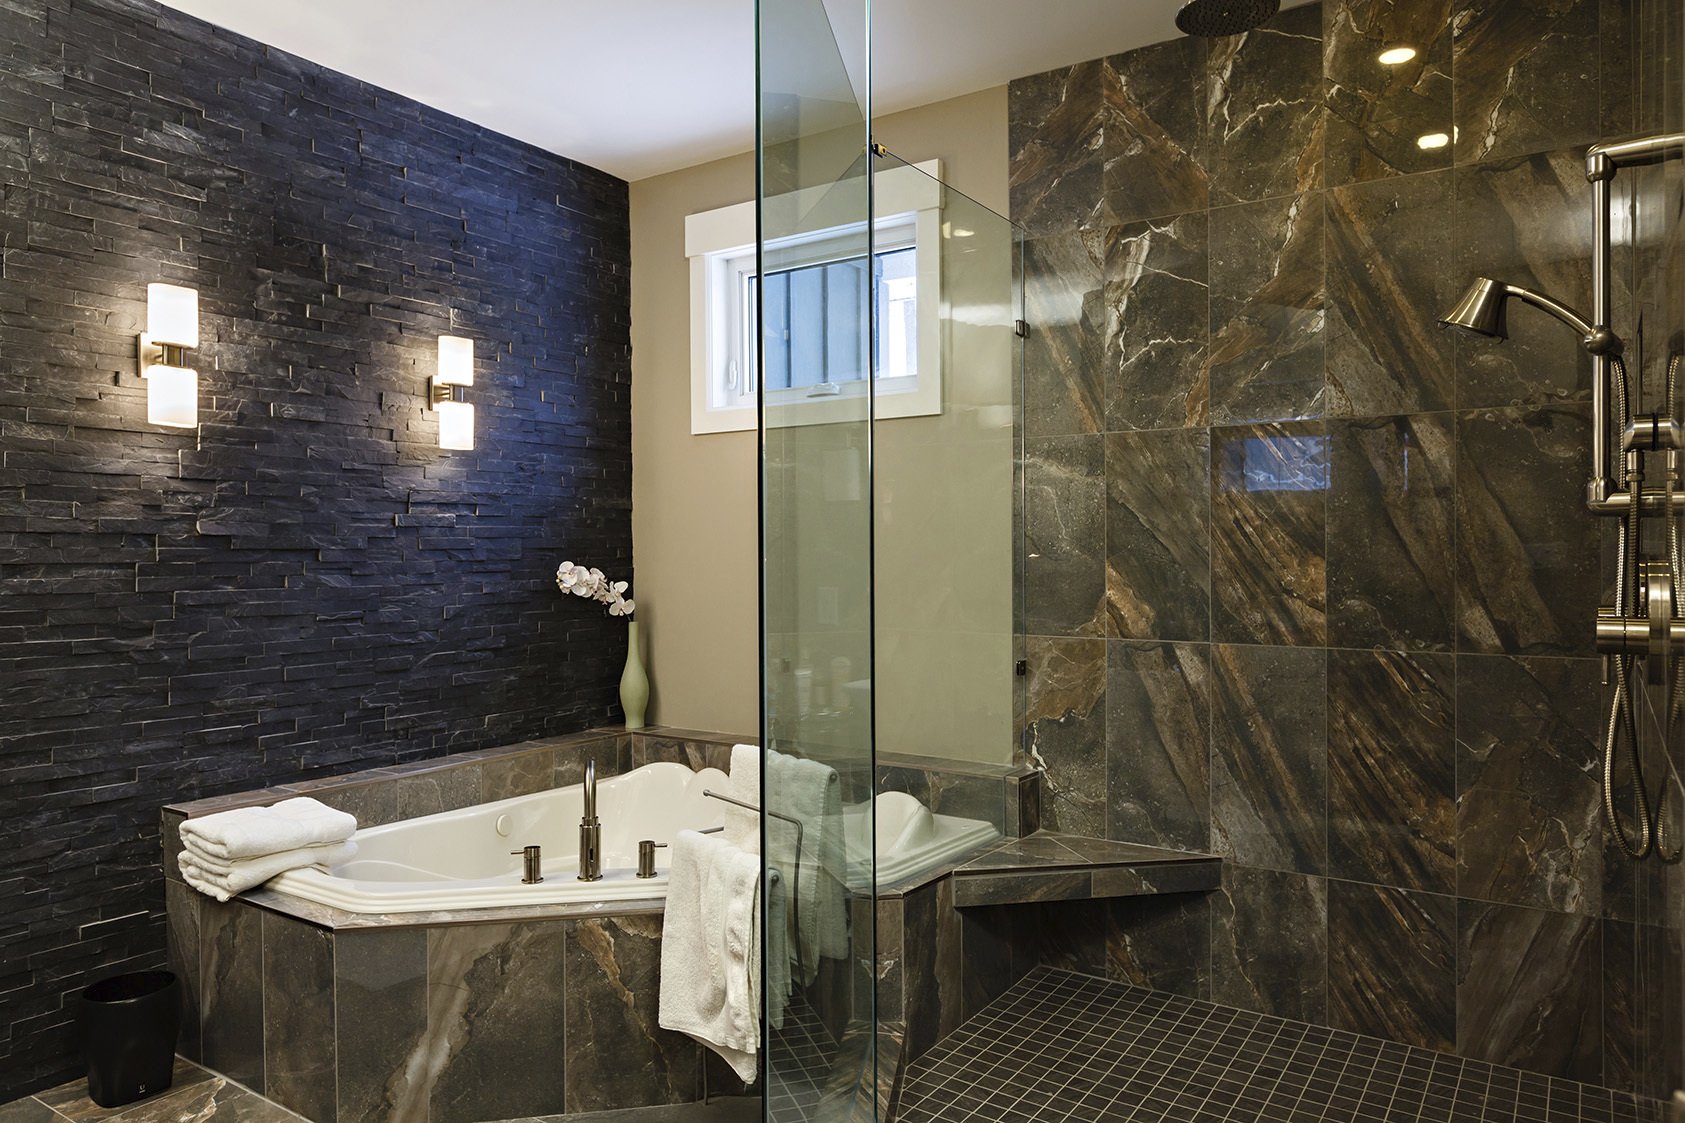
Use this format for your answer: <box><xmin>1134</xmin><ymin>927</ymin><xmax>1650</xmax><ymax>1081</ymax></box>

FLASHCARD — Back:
<box><xmin>1438</xmin><ymin>277</ymin><xmax>1510</xmax><ymax>340</ymax></box>
<box><xmin>1175</xmin><ymin>0</ymin><xmax>1280</xmax><ymax>37</ymax></box>
<box><xmin>1438</xmin><ymin>276</ymin><xmax>1606</xmax><ymax>350</ymax></box>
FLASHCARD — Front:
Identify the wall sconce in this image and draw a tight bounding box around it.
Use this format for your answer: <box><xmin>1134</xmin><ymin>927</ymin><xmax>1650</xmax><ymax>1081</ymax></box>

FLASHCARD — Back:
<box><xmin>431</xmin><ymin>334</ymin><xmax>475</xmax><ymax>451</ymax></box>
<box><xmin>138</xmin><ymin>283</ymin><xmax>199</xmax><ymax>429</ymax></box>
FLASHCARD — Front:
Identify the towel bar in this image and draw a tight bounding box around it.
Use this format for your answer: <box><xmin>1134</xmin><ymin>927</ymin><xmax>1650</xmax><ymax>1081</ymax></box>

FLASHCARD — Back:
<box><xmin>700</xmin><ymin>789</ymin><xmax>807</xmax><ymax>983</ymax></box>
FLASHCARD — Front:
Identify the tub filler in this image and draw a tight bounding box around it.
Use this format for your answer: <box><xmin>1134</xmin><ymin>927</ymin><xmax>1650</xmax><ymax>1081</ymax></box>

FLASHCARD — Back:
<box><xmin>267</xmin><ymin>761</ymin><xmax>1001</xmax><ymax>913</ymax></box>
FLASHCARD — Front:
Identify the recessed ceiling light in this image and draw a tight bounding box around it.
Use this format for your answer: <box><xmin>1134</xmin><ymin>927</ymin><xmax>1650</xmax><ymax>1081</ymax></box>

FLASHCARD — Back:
<box><xmin>1417</xmin><ymin>132</ymin><xmax>1451</xmax><ymax>150</ymax></box>
<box><xmin>1378</xmin><ymin>45</ymin><xmax>1418</xmax><ymax>66</ymax></box>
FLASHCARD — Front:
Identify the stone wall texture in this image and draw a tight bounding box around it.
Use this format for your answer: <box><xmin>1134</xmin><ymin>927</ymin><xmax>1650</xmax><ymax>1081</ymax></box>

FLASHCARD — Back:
<box><xmin>1012</xmin><ymin>0</ymin><xmax>1685</xmax><ymax>1098</ymax></box>
<box><xmin>0</xmin><ymin>0</ymin><xmax>631</xmax><ymax>1097</ymax></box>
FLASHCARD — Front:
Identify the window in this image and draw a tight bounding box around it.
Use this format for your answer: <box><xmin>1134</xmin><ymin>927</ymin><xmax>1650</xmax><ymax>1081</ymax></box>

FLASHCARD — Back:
<box><xmin>686</xmin><ymin>160</ymin><xmax>944</xmax><ymax>434</ymax></box>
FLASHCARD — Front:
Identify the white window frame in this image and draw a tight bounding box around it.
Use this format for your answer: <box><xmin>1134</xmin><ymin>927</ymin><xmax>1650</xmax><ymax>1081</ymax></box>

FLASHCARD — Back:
<box><xmin>686</xmin><ymin>159</ymin><xmax>945</xmax><ymax>434</ymax></box>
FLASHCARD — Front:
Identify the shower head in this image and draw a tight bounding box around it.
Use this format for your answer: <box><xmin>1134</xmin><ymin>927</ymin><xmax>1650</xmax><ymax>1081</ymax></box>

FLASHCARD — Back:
<box><xmin>1439</xmin><ymin>277</ymin><xmax>1510</xmax><ymax>340</ymax></box>
<box><xmin>1175</xmin><ymin>0</ymin><xmax>1281</xmax><ymax>37</ymax></box>
<box><xmin>1438</xmin><ymin>276</ymin><xmax>1606</xmax><ymax>349</ymax></box>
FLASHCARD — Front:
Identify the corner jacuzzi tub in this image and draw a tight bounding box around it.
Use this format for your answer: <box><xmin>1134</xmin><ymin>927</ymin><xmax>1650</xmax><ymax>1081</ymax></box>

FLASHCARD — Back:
<box><xmin>266</xmin><ymin>762</ymin><xmax>1000</xmax><ymax>913</ymax></box>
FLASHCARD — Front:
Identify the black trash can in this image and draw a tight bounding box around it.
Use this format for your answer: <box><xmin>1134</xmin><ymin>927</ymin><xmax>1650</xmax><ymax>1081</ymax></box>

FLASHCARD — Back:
<box><xmin>78</xmin><ymin>970</ymin><xmax>180</xmax><ymax>1109</ymax></box>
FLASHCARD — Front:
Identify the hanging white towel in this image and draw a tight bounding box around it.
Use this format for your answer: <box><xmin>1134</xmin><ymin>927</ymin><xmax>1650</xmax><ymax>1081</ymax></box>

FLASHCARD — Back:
<box><xmin>658</xmin><ymin>829</ymin><xmax>764</xmax><ymax>1082</ymax></box>
<box><xmin>724</xmin><ymin>744</ymin><xmax>762</xmax><ymax>851</ymax></box>
<box><xmin>764</xmin><ymin>750</ymin><xmax>848</xmax><ymax>981</ymax></box>
<box><xmin>178</xmin><ymin>840</ymin><xmax>358</xmax><ymax>903</ymax></box>
<box><xmin>178</xmin><ymin>797</ymin><xmax>356</xmax><ymax>862</ymax></box>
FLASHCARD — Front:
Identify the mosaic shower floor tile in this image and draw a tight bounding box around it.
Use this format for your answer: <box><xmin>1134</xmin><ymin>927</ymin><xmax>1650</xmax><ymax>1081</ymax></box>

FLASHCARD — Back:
<box><xmin>896</xmin><ymin>967</ymin><xmax>1664</xmax><ymax>1123</ymax></box>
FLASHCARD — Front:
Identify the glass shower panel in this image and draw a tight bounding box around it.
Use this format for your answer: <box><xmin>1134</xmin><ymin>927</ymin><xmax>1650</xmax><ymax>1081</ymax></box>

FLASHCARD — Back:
<box><xmin>872</xmin><ymin>150</ymin><xmax>1024</xmax><ymax>771</ymax></box>
<box><xmin>756</xmin><ymin>0</ymin><xmax>877</xmax><ymax>1119</ymax></box>
<box><xmin>1621</xmin><ymin>0</ymin><xmax>1685</xmax><ymax>1099</ymax></box>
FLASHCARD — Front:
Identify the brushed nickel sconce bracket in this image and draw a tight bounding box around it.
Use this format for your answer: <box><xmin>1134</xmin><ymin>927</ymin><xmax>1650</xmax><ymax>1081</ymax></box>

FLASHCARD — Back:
<box><xmin>429</xmin><ymin>378</ymin><xmax>467</xmax><ymax>409</ymax></box>
<box><xmin>137</xmin><ymin>335</ymin><xmax>188</xmax><ymax>373</ymax></box>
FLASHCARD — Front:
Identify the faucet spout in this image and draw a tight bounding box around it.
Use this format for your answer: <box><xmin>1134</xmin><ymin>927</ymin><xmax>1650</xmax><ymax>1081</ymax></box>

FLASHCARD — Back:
<box><xmin>578</xmin><ymin>758</ymin><xmax>602</xmax><ymax>882</ymax></box>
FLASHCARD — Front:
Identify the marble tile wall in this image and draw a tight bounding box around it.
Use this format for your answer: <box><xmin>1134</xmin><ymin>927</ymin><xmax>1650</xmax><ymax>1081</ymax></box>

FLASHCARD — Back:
<box><xmin>1010</xmin><ymin>0</ymin><xmax>1684</xmax><ymax>1097</ymax></box>
<box><xmin>169</xmin><ymin>893</ymin><xmax>713</xmax><ymax>1123</ymax></box>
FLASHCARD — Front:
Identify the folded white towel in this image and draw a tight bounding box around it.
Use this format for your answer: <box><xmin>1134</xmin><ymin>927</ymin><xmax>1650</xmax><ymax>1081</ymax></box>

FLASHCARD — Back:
<box><xmin>179</xmin><ymin>840</ymin><xmax>358</xmax><ymax>903</ymax></box>
<box><xmin>765</xmin><ymin>749</ymin><xmax>847</xmax><ymax>982</ymax></box>
<box><xmin>658</xmin><ymin>829</ymin><xmax>763</xmax><ymax>1082</ymax></box>
<box><xmin>178</xmin><ymin>797</ymin><xmax>356</xmax><ymax>862</ymax></box>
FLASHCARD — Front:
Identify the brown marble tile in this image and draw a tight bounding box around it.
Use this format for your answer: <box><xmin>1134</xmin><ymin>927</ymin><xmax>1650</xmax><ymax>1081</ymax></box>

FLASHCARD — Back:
<box><xmin>1211</xmin><ymin>644</ymin><xmax>1328</xmax><ymax>875</ymax></box>
<box><xmin>1326</xmin><ymin>171</ymin><xmax>1455</xmax><ymax>416</ymax></box>
<box><xmin>200</xmin><ymin>898</ymin><xmax>263</xmax><ymax>1091</ymax></box>
<box><xmin>1324</xmin><ymin>0</ymin><xmax>1455</xmax><ymax>185</ymax></box>
<box><xmin>1327</xmin><ymin>880</ymin><xmax>1456</xmax><ymax>1051</ymax></box>
<box><xmin>1327</xmin><ymin>414</ymin><xmax>1456</xmax><ymax>651</ymax></box>
<box><xmin>1104</xmin><ymin>36</ymin><xmax>1208</xmax><ymax>223</ymax></box>
<box><xmin>1454</xmin><ymin>407</ymin><xmax>1599</xmax><ymax>656</ymax></box>
<box><xmin>1023</xmin><ymin>436</ymin><xmax>1106</xmax><ymax>638</ymax></box>
<box><xmin>1211</xmin><ymin>865</ymin><xmax>1328</xmax><ymax>1024</ymax></box>
<box><xmin>1452</xmin><ymin>0</ymin><xmax>1601</xmax><ymax>164</ymax></box>
<box><xmin>260</xmin><ymin>913</ymin><xmax>333</xmax><ymax>1122</ymax></box>
<box><xmin>1009</xmin><ymin>60</ymin><xmax>1111</xmax><ymax>235</ymax></box>
<box><xmin>1456</xmin><ymin>654</ymin><xmax>1603</xmax><ymax>915</ymax></box>
<box><xmin>164</xmin><ymin>880</ymin><xmax>202</xmax><ymax>1063</ymax></box>
<box><xmin>1023</xmin><ymin>229</ymin><xmax>1107</xmax><ymax>438</ymax></box>
<box><xmin>33</xmin><ymin>1058</ymin><xmax>218</xmax><ymax>1122</ymax></box>
<box><xmin>1452</xmin><ymin>149</ymin><xmax>1594</xmax><ymax>410</ymax></box>
<box><xmin>396</xmin><ymin>764</ymin><xmax>480</xmax><ymax>820</ymax></box>
<box><xmin>950</xmin><ymin>871</ymin><xmax>1092</xmax><ymax>908</ymax></box>
<box><xmin>424</xmin><ymin>921</ymin><xmax>569</xmax><ymax>1122</ymax></box>
<box><xmin>1104</xmin><ymin>212</ymin><xmax>1210</xmax><ymax>431</ymax></box>
<box><xmin>1208</xmin><ymin>194</ymin><xmax>1327</xmax><ymax>426</ymax></box>
<box><xmin>1104</xmin><ymin>428</ymin><xmax>1210</xmax><ymax>641</ymax></box>
<box><xmin>481</xmin><ymin>750</ymin><xmax>553</xmax><ymax>802</ymax></box>
<box><xmin>1457</xmin><ymin>898</ymin><xmax>1603</xmax><ymax>1083</ymax></box>
<box><xmin>1210</xmin><ymin>423</ymin><xmax>1329</xmax><ymax>646</ymax></box>
<box><xmin>1020</xmin><ymin>638</ymin><xmax>1107</xmax><ymax>836</ymax></box>
<box><xmin>1603</xmin><ymin>918</ymin><xmax>1684</xmax><ymax>1099</ymax></box>
<box><xmin>1103</xmin><ymin>893</ymin><xmax>1213</xmax><ymax>1001</ymax></box>
<box><xmin>1207</xmin><ymin>2</ymin><xmax>1326</xmax><ymax>206</ymax></box>
<box><xmin>1105</xmin><ymin>641</ymin><xmax>1212</xmax><ymax>854</ymax></box>
<box><xmin>902</xmin><ymin>879</ymin><xmax>963</xmax><ymax>1059</ymax></box>
<box><xmin>1328</xmin><ymin>649</ymin><xmax>1456</xmax><ymax>894</ymax></box>
<box><xmin>565</xmin><ymin>915</ymin><xmax>700</xmax><ymax>1112</ymax></box>
<box><xmin>336</xmin><ymin>929</ymin><xmax>429</xmax><ymax>1123</ymax></box>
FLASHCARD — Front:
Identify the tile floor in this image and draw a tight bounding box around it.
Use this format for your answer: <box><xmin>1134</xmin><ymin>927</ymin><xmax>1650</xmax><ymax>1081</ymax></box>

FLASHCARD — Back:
<box><xmin>0</xmin><ymin>1058</ymin><xmax>302</xmax><ymax>1123</ymax></box>
<box><xmin>897</xmin><ymin>967</ymin><xmax>1667</xmax><ymax>1123</ymax></box>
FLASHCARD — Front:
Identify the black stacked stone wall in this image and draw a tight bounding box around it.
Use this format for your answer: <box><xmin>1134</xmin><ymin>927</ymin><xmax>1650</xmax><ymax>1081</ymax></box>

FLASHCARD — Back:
<box><xmin>0</xmin><ymin>0</ymin><xmax>631</xmax><ymax>1097</ymax></box>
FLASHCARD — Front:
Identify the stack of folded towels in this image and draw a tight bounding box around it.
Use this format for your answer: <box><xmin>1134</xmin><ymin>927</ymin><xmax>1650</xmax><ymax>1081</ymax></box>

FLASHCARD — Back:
<box><xmin>177</xmin><ymin>797</ymin><xmax>358</xmax><ymax>903</ymax></box>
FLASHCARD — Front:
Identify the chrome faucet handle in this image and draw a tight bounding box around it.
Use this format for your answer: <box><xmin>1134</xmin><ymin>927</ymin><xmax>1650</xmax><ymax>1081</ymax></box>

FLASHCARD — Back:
<box><xmin>510</xmin><ymin>845</ymin><xmax>543</xmax><ymax>885</ymax></box>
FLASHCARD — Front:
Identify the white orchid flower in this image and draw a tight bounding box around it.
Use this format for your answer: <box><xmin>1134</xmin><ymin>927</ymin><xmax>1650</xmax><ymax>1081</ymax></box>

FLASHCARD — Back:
<box><xmin>554</xmin><ymin>559</ymin><xmax>633</xmax><ymax>618</ymax></box>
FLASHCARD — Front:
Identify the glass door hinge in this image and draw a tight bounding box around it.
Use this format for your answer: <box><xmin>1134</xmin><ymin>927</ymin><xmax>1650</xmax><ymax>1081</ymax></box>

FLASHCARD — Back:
<box><xmin>1015</xmin><ymin>320</ymin><xmax>1028</xmax><ymax>339</ymax></box>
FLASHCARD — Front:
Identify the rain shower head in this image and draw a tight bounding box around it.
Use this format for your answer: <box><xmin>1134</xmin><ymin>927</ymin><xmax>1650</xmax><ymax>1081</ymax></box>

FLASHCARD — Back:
<box><xmin>1438</xmin><ymin>276</ymin><xmax>1603</xmax><ymax>347</ymax></box>
<box><xmin>1438</xmin><ymin>277</ymin><xmax>1510</xmax><ymax>340</ymax></box>
<box><xmin>1175</xmin><ymin>0</ymin><xmax>1281</xmax><ymax>37</ymax></box>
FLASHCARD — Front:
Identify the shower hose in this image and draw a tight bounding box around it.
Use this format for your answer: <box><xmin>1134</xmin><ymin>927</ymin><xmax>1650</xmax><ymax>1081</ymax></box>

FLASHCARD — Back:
<box><xmin>1605</xmin><ymin>351</ymin><xmax>1684</xmax><ymax>861</ymax></box>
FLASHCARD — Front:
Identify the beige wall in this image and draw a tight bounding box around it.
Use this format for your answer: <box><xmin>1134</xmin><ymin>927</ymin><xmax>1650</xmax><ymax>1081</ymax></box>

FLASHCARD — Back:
<box><xmin>628</xmin><ymin>86</ymin><xmax>1009</xmax><ymax>741</ymax></box>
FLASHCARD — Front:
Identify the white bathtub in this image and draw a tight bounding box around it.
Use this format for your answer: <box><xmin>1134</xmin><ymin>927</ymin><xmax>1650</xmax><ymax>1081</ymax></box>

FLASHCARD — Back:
<box><xmin>265</xmin><ymin>762</ymin><xmax>999</xmax><ymax>913</ymax></box>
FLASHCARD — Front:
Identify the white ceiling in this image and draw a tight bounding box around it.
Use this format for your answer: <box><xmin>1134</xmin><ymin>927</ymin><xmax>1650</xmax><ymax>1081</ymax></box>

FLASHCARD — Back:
<box><xmin>155</xmin><ymin>1</ymin><xmax>1235</xmax><ymax>181</ymax></box>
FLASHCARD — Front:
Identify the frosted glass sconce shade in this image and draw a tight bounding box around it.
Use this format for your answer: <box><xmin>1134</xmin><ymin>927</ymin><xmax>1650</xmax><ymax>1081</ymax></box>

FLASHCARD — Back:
<box><xmin>145</xmin><ymin>365</ymin><xmax>198</xmax><ymax>428</ymax></box>
<box><xmin>430</xmin><ymin>335</ymin><xmax>476</xmax><ymax>451</ymax></box>
<box><xmin>438</xmin><ymin>335</ymin><xmax>474</xmax><ymax>385</ymax></box>
<box><xmin>437</xmin><ymin>400</ymin><xmax>475</xmax><ymax>451</ymax></box>
<box><xmin>139</xmin><ymin>282</ymin><xmax>200</xmax><ymax>429</ymax></box>
<box><xmin>146</xmin><ymin>283</ymin><xmax>198</xmax><ymax>348</ymax></box>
